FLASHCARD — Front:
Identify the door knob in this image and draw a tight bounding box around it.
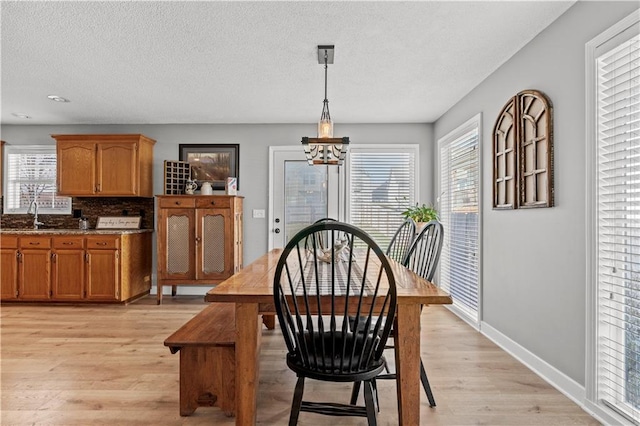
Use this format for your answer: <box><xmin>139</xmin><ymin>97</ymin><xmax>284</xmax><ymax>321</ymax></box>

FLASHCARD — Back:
<box><xmin>274</xmin><ymin>228</ymin><xmax>280</xmax><ymax>234</ymax></box>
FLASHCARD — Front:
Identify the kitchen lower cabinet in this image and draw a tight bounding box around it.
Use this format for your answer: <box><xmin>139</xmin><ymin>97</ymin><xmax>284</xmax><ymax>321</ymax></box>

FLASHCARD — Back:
<box><xmin>52</xmin><ymin>237</ymin><xmax>85</xmax><ymax>300</ymax></box>
<box><xmin>0</xmin><ymin>231</ymin><xmax>152</xmax><ymax>303</ymax></box>
<box><xmin>0</xmin><ymin>235</ymin><xmax>19</xmax><ymax>300</ymax></box>
<box><xmin>156</xmin><ymin>195</ymin><xmax>243</xmax><ymax>304</ymax></box>
<box><xmin>86</xmin><ymin>237</ymin><xmax>120</xmax><ymax>300</ymax></box>
<box><xmin>19</xmin><ymin>236</ymin><xmax>52</xmax><ymax>300</ymax></box>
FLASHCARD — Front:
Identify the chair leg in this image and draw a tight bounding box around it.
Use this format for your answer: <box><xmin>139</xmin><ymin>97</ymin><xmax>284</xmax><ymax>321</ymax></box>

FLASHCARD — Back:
<box><xmin>363</xmin><ymin>380</ymin><xmax>378</xmax><ymax>426</ymax></box>
<box><xmin>289</xmin><ymin>376</ymin><xmax>305</xmax><ymax>426</ymax></box>
<box><xmin>350</xmin><ymin>381</ymin><xmax>361</xmax><ymax>405</ymax></box>
<box><xmin>371</xmin><ymin>378</ymin><xmax>379</xmax><ymax>412</ymax></box>
<box><xmin>420</xmin><ymin>359</ymin><xmax>436</xmax><ymax>407</ymax></box>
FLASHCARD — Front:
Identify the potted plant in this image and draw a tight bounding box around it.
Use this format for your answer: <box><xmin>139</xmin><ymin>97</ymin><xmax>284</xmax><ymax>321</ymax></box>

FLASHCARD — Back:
<box><xmin>401</xmin><ymin>203</ymin><xmax>439</xmax><ymax>229</ymax></box>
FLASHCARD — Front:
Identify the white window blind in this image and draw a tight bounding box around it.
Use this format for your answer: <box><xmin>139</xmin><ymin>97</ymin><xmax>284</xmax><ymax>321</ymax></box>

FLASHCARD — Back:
<box><xmin>4</xmin><ymin>146</ymin><xmax>71</xmax><ymax>214</ymax></box>
<box><xmin>438</xmin><ymin>117</ymin><xmax>480</xmax><ymax>321</ymax></box>
<box><xmin>596</xmin><ymin>32</ymin><xmax>640</xmax><ymax>423</ymax></box>
<box><xmin>347</xmin><ymin>147</ymin><xmax>417</xmax><ymax>250</ymax></box>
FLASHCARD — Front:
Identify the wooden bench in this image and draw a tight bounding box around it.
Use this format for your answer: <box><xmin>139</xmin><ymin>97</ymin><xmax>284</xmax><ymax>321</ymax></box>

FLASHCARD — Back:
<box><xmin>164</xmin><ymin>303</ymin><xmax>236</xmax><ymax>417</ymax></box>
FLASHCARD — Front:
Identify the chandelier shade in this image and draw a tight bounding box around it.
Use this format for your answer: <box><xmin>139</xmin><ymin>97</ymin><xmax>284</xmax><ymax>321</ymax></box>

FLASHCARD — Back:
<box><xmin>302</xmin><ymin>137</ymin><xmax>350</xmax><ymax>166</ymax></box>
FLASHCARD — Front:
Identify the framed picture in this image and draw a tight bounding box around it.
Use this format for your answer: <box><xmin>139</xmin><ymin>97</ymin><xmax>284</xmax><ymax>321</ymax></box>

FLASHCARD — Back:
<box><xmin>179</xmin><ymin>144</ymin><xmax>239</xmax><ymax>191</ymax></box>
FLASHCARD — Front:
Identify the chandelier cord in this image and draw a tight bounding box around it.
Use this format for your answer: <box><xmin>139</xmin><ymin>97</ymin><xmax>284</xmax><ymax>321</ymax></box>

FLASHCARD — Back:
<box><xmin>324</xmin><ymin>50</ymin><xmax>329</xmax><ymax>102</ymax></box>
<box><xmin>321</xmin><ymin>49</ymin><xmax>330</xmax><ymax>120</ymax></box>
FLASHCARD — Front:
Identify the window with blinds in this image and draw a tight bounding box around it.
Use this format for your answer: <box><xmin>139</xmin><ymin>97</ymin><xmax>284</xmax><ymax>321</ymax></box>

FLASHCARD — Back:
<box><xmin>4</xmin><ymin>146</ymin><xmax>71</xmax><ymax>214</ymax></box>
<box><xmin>346</xmin><ymin>146</ymin><xmax>418</xmax><ymax>250</ymax></box>
<box><xmin>438</xmin><ymin>116</ymin><xmax>480</xmax><ymax>321</ymax></box>
<box><xmin>596</xmin><ymin>31</ymin><xmax>640</xmax><ymax>423</ymax></box>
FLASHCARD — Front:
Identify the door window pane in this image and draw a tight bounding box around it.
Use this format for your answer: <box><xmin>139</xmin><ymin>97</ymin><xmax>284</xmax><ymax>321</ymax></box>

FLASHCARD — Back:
<box><xmin>284</xmin><ymin>161</ymin><xmax>328</xmax><ymax>243</ymax></box>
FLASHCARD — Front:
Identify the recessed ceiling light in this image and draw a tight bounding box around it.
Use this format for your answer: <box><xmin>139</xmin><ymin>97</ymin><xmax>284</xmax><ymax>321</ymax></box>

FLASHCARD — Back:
<box><xmin>11</xmin><ymin>113</ymin><xmax>31</xmax><ymax>119</ymax></box>
<box><xmin>47</xmin><ymin>95</ymin><xmax>70</xmax><ymax>102</ymax></box>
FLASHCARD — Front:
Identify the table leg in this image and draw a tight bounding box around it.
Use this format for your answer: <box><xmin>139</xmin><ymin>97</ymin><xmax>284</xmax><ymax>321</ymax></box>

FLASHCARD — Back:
<box><xmin>157</xmin><ymin>282</ymin><xmax>163</xmax><ymax>305</ymax></box>
<box><xmin>235</xmin><ymin>303</ymin><xmax>261</xmax><ymax>426</ymax></box>
<box><xmin>394</xmin><ymin>303</ymin><xmax>421</xmax><ymax>425</ymax></box>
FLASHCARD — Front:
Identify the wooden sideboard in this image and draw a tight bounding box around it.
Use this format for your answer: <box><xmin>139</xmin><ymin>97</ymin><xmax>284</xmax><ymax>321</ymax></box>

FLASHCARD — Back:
<box><xmin>156</xmin><ymin>195</ymin><xmax>243</xmax><ymax>304</ymax></box>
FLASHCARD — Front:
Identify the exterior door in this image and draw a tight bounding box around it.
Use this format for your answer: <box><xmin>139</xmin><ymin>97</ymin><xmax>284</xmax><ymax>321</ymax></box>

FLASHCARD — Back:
<box><xmin>269</xmin><ymin>147</ymin><xmax>341</xmax><ymax>249</ymax></box>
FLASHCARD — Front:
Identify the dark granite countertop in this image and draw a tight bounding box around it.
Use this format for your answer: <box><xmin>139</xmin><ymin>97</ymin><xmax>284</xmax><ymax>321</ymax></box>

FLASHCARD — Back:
<box><xmin>0</xmin><ymin>228</ymin><xmax>154</xmax><ymax>235</ymax></box>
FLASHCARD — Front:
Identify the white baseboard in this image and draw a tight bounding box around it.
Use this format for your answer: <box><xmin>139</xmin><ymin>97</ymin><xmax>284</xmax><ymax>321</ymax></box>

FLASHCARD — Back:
<box><xmin>480</xmin><ymin>321</ymin><xmax>629</xmax><ymax>425</ymax></box>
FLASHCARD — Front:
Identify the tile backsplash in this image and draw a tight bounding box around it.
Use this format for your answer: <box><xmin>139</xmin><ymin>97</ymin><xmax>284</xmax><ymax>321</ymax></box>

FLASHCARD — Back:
<box><xmin>1</xmin><ymin>197</ymin><xmax>154</xmax><ymax>230</ymax></box>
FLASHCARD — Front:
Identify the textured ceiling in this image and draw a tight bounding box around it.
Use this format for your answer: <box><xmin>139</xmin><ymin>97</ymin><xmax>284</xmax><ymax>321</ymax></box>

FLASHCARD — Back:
<box><xmin>1</xmin><ymin>1</ymin><xmax>575</xmax><ymax>125</ymax></box>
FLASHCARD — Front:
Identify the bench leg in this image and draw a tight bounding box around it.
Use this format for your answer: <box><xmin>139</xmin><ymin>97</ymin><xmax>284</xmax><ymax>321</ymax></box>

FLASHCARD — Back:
<box><xmin>179</xmin><ymin>346</ymin><xmax>235</xmax><ymax>417</ymax></box>
<box><xmin>262</xmin><ymin>314</ymin><xmax>275</xmax><ymax>330</ymax></box>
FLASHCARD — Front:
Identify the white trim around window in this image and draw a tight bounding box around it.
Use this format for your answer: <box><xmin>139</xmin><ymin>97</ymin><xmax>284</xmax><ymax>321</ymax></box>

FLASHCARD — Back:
<box><xmin>586</xmin><ymin>9</ymin><xmax>640</xmax><ymax>425</ymax></box>
<box><xmin>3</xmin><ymin>145</ymin><xmax>72</xmax><ymax>215</ymax></box>
<box><xmin>436</xmin><ymin>113</ymin><xmax>482</xmax><ymax>328</ymax></box>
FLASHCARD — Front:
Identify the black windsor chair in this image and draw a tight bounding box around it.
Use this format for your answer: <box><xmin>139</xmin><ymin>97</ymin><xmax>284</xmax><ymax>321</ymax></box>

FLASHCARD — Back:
<box><xmin>273</xmin><ymin>221</ymin><xmax>398</xmax><ymax>426</ymax></box>
<box><xmin>351</xmin><ymin>220</ymin><xmax>444</xmax><ymax>408</ymax></box>
<box><xmin>385</xmin><ymin>218</ymin><xmax>417</xmax><ymax>263</ymax></box>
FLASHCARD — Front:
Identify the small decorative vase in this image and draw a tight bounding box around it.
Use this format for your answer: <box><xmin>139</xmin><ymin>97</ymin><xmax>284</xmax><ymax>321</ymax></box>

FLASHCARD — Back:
<box><xmin>200</xmin><ymin>182</ymin><xmax>213</xmax><ymax>195</ymax></box>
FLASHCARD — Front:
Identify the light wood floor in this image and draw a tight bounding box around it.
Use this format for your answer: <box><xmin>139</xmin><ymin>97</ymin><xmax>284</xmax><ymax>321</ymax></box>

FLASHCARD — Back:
<box><xmin>1</xmin><ymin>296</ymin><xmax>598</xmax><ymax>425</ymax></box>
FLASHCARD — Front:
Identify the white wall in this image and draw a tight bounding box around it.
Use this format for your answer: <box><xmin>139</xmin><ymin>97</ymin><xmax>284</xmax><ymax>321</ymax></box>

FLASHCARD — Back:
<box><xmin>0</xmin><ymin>122</ymin><xmax>432</xmax><ymax>289</ymax></box>
<box><xmin>434</xmin><ymin>1</ymin><xmax>638</xmax><ymax>386</ymax></box>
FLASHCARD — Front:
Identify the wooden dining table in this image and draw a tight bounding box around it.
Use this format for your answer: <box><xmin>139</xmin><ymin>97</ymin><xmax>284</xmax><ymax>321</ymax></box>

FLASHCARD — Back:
<box><xmin>205</xmin><ymin>248</ymin><xmax>452</xmax><ymax>425</ymax></box>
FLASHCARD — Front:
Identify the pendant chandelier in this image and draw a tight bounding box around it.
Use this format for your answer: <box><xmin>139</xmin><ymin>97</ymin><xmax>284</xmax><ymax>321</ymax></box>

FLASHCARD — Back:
<box><xmin>302</xmin><ymin>45</ymin><xmax>349</xmax><ymax>166</ymax></box>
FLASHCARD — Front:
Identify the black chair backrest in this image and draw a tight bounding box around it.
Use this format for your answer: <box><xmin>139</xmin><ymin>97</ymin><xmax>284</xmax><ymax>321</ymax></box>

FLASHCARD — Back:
<box><xmin>274</xmin><ymin>221</ymin><xmax>397</xmax><ymax>378</ymax></box>
<box><xmin>403</xmin><ymin>220</ymin><xmax>444</xmax><ymax>282</ymax></box>
<box><xmin>309</xmin><ymin>217</ymin><xmax>346</xmax><ymax>251</ymax></box>
<box><xmin>386</xmin><ymin>218</ymin><xmax>417</xmax><ymax>263</ymax></box>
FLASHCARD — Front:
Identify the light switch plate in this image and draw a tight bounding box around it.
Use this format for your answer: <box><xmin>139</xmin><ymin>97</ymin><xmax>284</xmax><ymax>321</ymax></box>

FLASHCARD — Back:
<box><xmin>252</xmin><ymin>209</ymin><xmax>265</xmax><ymax>219</ymax></box>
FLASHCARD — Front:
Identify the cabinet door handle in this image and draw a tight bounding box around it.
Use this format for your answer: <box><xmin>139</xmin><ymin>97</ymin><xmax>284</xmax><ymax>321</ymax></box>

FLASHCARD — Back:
<box><xmin>210</xmin><ymin>201</ymin><xmax>215</xmax><ymax>205</ymax></box>
<box><xmin>51</xmin><ymin>253</ymin><xmax>57</xmax><ymax>263</ymax></box>
<box><xmin>175</xmin><ymin>201</ymin><xmax>181</xmax><ymax>205</ymax></box>
<box><xmin>62</xmin><ymin>242</ymin><xmax>73</xmax><ymax>245</ymax></box>
<box><xmin>29</xmin><ymin>242</ymin><xmax>40</xmax><ymax>245</ymax></box>
<box><xmin>96</xmin><ymin>242</ymin><xmax>108</xmax><ymax>246</ymax></box>
<box><xmin>195</xmin><ymin>237</ymin><xmax>201</xmax><ymax>244</ymax></box>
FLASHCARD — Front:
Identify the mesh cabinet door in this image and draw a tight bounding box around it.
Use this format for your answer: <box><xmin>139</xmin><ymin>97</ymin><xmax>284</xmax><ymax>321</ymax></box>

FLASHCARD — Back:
<box><xmin>162</xmin><ymin>209</ymin><xmax>195</xmax><ymax>279</ymax></box>
<box><xmin>197</xmin><ymin>208</ymin><xmax>230</xmax><ymax>280</ymax></box>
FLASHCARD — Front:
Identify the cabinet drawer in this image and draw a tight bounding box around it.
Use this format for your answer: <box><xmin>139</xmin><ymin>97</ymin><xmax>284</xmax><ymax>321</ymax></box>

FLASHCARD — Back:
<box><xmin>0</xmin><ymin>235</ymin><xmax>18</xmax><ymax>248</ymax></box>
<box><xmin>196</xmin><ymin>197</ymin><xmax>230</xmax><ymax>209</ymax></box>
<box><xmin>53</xmin><ymin>237</ymin><xmax>85</xmax><ymax>249</ymax></box>
<box><xmin>159</xmin><ymin>197</ymin><xmax>196</xmax><ymax>209</ymax></box>
<box><xmin>19</xmin><ymin>236</ymin><xmax>51</xmax><ymax>249</ymax></box>
<box><xmin>86</xmin><ymin>237</ymin><xmax>119</xmax><ymax>249</ymax></box>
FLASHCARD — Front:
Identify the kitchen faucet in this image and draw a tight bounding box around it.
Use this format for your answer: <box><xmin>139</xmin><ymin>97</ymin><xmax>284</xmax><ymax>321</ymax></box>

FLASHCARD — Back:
<box><xmin>27</xmin><ymin>199</ymin><xmax>44</xmax><ymax>229</ymax></box>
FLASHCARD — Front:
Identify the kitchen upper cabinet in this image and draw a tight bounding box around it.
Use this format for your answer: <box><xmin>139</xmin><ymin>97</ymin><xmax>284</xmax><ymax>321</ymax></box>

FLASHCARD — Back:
<box><xmin>0</xmin><ymin>141</ymin><xmax>5</xmax><ymax>198</ymax></box>
<box><xmin>53</xmin><ymin>134</ymin><xmax>155</xmax><ymax>197</ymax></box>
